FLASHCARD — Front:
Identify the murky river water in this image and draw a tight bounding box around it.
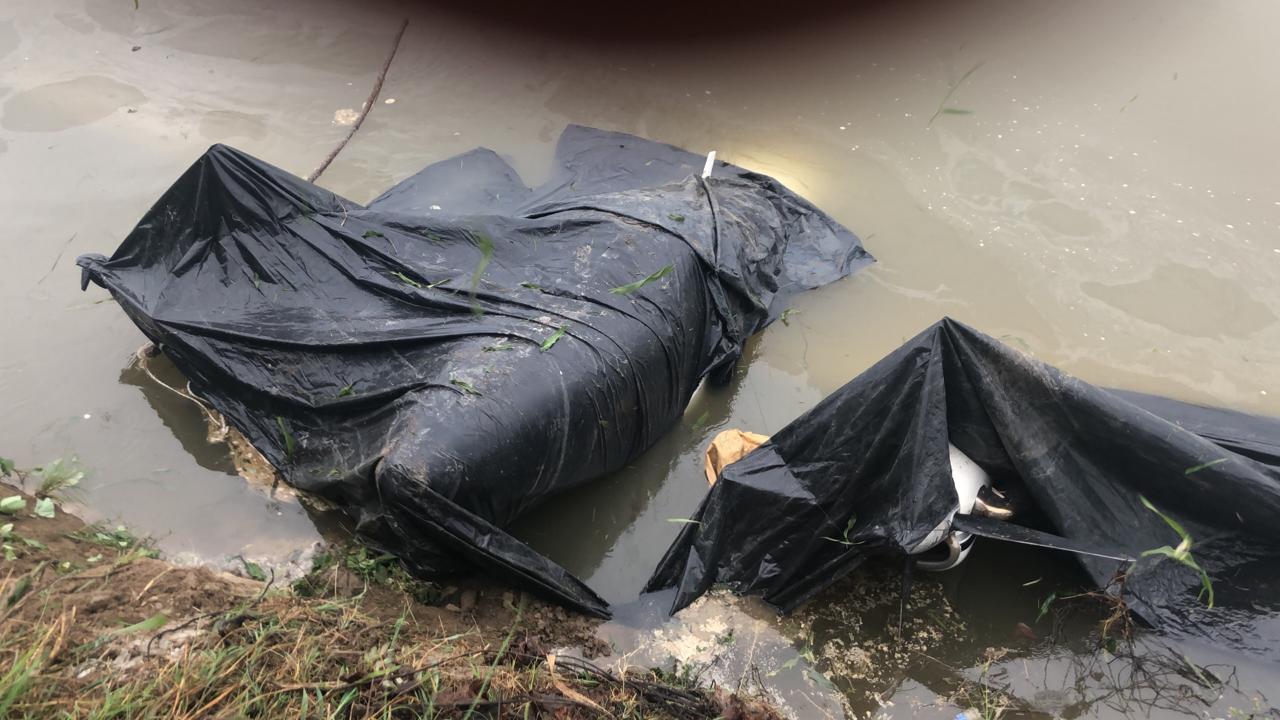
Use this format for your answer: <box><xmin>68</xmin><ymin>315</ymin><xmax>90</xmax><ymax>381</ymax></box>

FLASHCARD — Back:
<box><xmin>2</xmin><ymin>0</ymin><xmax>1278</xmax><ymax>716</ymax></box>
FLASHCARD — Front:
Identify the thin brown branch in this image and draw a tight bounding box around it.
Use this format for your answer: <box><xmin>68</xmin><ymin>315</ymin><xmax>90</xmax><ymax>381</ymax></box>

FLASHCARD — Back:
<box><xmin>305</xmin><ymin>19</ymin><xmax>409</xmax><ymax>183</ymax></box>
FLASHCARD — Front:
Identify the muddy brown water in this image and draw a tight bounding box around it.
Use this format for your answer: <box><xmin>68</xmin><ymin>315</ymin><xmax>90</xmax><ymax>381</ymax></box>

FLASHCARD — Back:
<box><xmin>2</xmin><ymin>0</ymin><xmax>1278</xmax><ymax>716</ymax></box>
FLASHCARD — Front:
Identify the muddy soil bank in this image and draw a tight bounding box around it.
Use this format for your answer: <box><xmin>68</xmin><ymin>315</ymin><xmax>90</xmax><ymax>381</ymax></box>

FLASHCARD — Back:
<box><xmin>0</xmin><ymin>483</ymin><xmax>780</xmax><ymax>719</ymax></box>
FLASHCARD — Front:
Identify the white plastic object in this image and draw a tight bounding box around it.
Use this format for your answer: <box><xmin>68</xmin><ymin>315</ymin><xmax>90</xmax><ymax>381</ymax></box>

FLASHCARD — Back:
<box><xmin>912</xmin><ymin>443</ymin><xmax>992</xmax><ymax>571</ymax></box>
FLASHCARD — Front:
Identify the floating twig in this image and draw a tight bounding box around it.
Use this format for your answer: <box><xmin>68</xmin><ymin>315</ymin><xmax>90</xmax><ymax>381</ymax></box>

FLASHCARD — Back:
<box><xmin>305</xmin><ymin>19</ymin><xmax>409</xmax><ymax>183</ymax></box>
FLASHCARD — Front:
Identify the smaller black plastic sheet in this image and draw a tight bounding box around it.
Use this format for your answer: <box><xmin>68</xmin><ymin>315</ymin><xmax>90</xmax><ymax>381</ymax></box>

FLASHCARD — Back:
<box><xmin>78</xmin><ymin>126</ymin><xmax>869</xmax><ymax>618</ymax></box>
<box><xmin>646</xmin><ymin>318</ymin><xmax>1280</xmax><ymax>659</ymax></box>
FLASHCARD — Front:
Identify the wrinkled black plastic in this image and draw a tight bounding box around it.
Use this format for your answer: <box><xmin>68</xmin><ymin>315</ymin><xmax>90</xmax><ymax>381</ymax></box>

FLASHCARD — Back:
<box><xmin>78</xmin><ymin>126</ymin><xmax>870</xmax><ymax>618</ymax></box>
<box><xmin>646</xmin><ymin>319</ymin><xmax>1280</xmax><ymax>656</ymax></box>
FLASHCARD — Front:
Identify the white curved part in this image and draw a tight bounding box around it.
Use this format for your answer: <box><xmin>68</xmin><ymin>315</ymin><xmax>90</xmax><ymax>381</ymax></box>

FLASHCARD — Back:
<box><xmin>911</xmin><ymin>444</ymin><xmax>991</xmax><ymax>571</ymax></box>
<box><xmin>949</xmin><ymin>442</ymin><xmax>988</xmax><ymax>514</ymax></box>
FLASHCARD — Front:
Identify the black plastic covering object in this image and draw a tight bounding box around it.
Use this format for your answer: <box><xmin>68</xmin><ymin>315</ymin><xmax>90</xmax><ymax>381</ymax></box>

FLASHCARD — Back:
<box><xmin>77</xmin><ymin>125</ymin><xmax>870</xmax><ymax>618</ymax></box>
<box><xmin>646</xmin><ymin>319</ymin><xmax>1280</xmax><ymax>658</ymax></box>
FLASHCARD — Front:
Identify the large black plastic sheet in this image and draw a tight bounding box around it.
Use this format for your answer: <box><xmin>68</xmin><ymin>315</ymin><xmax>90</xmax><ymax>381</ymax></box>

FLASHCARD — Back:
<box><xmin>77</xmin><ymin>125</ymin><xmax>870</xmax><ymax>618</ymax></box>
<box><xmin>646</xmin><ymin>318</ymin><xmax>1280</xmax><ymax>657</ymax></box>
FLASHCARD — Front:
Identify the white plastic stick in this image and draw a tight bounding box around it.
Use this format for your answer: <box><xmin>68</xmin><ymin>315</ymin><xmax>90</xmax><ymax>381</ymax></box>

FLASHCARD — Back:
<box><xmin>702</xmin><ymin>150</ymin><xmax>717</xmax><ymax>178</ymax></box>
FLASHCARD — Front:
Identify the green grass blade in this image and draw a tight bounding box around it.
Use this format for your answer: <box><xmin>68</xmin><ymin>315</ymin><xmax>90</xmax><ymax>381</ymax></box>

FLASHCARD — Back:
<box><xmin>610</xmin><ymin>264</ymin><xmax>674</xmax><ymax>295</ymax></box>
<box><xmin>112</xmin><ymin>612</ymin><xmax>169</xmax><ymax>636</ymax></box>
<box><xmin>391</xmin><ymin>271</ymin><xmax>423</xmax><ymax>289</ymax></box>
<box><xmin>1184</xmin><ymin>458</ymin><xmax>1227</xmax><ymax>475</ymax></box>
<box><xmin>539</xmin><ymin>326</ymin><xmax>567</xmax><ymax>352</ymax></box>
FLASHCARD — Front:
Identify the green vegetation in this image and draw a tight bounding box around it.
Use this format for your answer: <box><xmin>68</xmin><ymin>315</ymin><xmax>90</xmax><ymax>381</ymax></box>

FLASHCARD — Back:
<box><xmin>276</xmin><ymin>417</ymin><xmax>297</xmax><ymax>462</ymax></box>
<box><xmin>31</xmin><ymin>499</ymin><xmax>54</xmax><ymax>520</ymax></box>
<box><xmin>956</xmin><ymin>650</ymin><xmax>1010</xmax><ymax>720</ymax></box>
<box><xmin>539</xmin><ymin>326</ymin><xmax>567</xmax><ymax>352</ymax></box>
<box><xmin>294</xmin><ymin>544</ymin><xmax>444</xmax><ymax>606</ymax></box>
<box><xmin>928</xmin><ymin>61</ymin><xmax>984</xmax><ymax>126</ymax></box>
<box><xmin>238</xmin><ymin>556</ymin><xmax>269</xmax><ymax>582</ymax></box>
<box><xmin>1139</xmin><ymin>495</ymin><xmax>1214</xmax><ymax>608</ymax></box>
<box><xmin>391</xmin><ymin>270</ymin><xmax>424</xmax><ymax>289</ymax></box>
<box><xmin>68</xmin><ymin>523</ymin><xmax>159</xmax><ymax>560</ymax></box>
<box><xmin>468</xmin><ymin>232</ymin><xmax>495</xmax><ymax>315</ymax></box>
<box><xmin>610</xmin><ymin>264</ymin><xmax>674</xmax><ymax>295</ymax></box>
<box><xmin>0</xmin><ymin>506</ymin><xmax>775</xmax><ymax>719</ymax></box>
<box><xmin>0</xmin><ymin>592</ymin><xmax>740</xmax><ymax>718</ymax></box>
<box><xmin>0</xmin><ymin>457</ymin><xmax>86</xmax><ymax>524</ymax></box>
<box><xmin>469</xmin><ymin>233</ymin><xmax>494</xmax><ymax>289</ymax></box>
<box><xmin>0</xmin><ymin>457</ymin><xmax>84</xmax><ymax>505</ymax></box>
<box><xmin>1184</xmin><ymin>458</ymin><xmax>1227</xmax><ymax>475</ymax></box>
<box><xmin>822</xmin><ymin>513</ymin><xmax>859</xmax><ymax>547</ymax></box>
<box><xmin>1035</xmin><ymin>592</ymin><xmax>1057</xmax><ymax>623</ymax></box>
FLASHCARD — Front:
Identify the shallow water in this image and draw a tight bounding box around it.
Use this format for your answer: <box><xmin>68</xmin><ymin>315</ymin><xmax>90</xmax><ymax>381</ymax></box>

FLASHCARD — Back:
<box><xmin>2</xmin><ymin>0</ymin><xmax>1278</xmax><ymax>715</ymax></box>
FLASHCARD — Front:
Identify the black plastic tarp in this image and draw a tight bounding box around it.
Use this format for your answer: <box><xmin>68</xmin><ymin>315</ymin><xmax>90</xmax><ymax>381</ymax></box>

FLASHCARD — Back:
<box><xmin>646</xmin><ymin>318</ymin><xmax>1280</xmax><ymax>656</ymax></box>
<box><xmin>78</xmin><ymin>125</ymin><xmax>870</xmax><ymax>618</ymax></box>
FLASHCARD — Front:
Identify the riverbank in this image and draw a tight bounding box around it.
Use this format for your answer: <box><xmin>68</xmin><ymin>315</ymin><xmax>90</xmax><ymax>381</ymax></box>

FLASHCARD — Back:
<box><xmin>0</xmin><ymin>484</ymin><xmax>781</xmax><ymax>719</ymax></box>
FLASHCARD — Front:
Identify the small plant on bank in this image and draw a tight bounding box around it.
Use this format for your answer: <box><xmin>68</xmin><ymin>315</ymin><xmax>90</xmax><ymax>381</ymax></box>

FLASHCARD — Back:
<box><xmin>68</xmin><ymin>523</ymin><xmax>159</xmax><ymax>560</ymax></box>
<box><xmin>31</xmin><ymin>458</ymin><xmax>84</xmax><ymax>502</ymax></box>
<box><xmin>293</xmin><ymin>544</ymin><xmax>445</xmax><ymax>605</ymax></box>
<box><xmin>0</xmin><ymin>456</ymin><xmax>85</xmax><ymax>510</ymax></box>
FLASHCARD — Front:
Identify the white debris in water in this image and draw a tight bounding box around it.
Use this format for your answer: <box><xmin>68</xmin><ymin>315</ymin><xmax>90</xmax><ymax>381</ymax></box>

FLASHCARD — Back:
<box><xmin>430</xmin><ymin>204</ymin><xmax>442</xmax><ymax>211</ymax></box>
<box><xmin>83</xmin><ymin>413</ymin><xmax>91</xmax><ymax>419</ymax></box>
<box><xmin>332</xmin><ymin>108</ymin><xmax>359</xmax><ymax>126</ymax></box>
<box><xmin>384</xmin><ymin>98</ymin><xmax>396</xmax><ymax>104</ymax></box>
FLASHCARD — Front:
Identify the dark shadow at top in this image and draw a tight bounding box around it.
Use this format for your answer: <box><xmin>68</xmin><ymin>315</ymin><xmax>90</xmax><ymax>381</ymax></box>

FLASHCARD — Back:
<box><xmin>412</xmin><ymin>0</ymin><xmax>936</xmax><ymax>47</ymax></box>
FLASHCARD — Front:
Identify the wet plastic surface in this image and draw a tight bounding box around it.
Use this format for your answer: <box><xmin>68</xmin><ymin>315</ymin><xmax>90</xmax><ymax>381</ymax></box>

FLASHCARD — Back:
<box><xmin>77</xmin><ymin>125</ymin><xmax>869</xmax><ymax>617</ymax></box>
<box><xmin>646</xmin><ymin>318</ymin><xmax>1280</xmax><ymax>658</ymax></box>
